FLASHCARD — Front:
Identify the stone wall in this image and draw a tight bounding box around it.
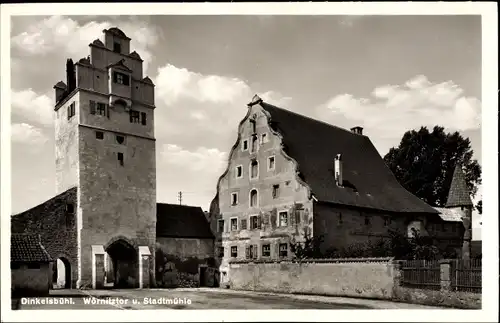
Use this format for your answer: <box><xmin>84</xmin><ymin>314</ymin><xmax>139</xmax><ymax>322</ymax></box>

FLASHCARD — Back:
<box><xmin>11</xmin><ymin>263</ymin><xmax>51</xmax><ymax>297</ymax></box>
<box><xmin>229</xmin><ymin>258</ymin><xmax>396</xmax><ymax>300</ymax></box>
<box><xmin>11</xmin><ymin>188</ymin><xmax>78</xmax><ymax>288</ymax></box>
<box><xmin>228</xmin><ymin>258</ymin><xmax>482</xmax><ymax>308</ymax></box>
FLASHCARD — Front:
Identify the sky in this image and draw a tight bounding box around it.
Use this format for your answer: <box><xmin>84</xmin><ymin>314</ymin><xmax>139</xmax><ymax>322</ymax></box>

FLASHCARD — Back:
<box><xmin>9</xmin><ymin>15</ymin><xmax>483</xmax><ymax>236</ymax></box>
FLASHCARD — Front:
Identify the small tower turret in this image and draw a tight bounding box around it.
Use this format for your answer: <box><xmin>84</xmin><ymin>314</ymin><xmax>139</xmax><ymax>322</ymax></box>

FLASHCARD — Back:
<box><xmin>446</xmin><ymin>163</ymin><xmax>473</xmax><ymax>260</ymax></box>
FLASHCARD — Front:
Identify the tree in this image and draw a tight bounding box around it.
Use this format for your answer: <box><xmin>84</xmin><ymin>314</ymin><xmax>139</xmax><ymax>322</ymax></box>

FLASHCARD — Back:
<box><xmin>383</xmin><ymin>126</ymin><xmax>482</xmax><ymax>207</ymax></box>
<box><xmin>476</xmin><ymin>200</ymin><xmax>482</xmax><ymax>214</ymax></box>
<box><xmin>290</xmin><ymin>229</ymin><xmax>324</xmax><ymax>260</ymax></box>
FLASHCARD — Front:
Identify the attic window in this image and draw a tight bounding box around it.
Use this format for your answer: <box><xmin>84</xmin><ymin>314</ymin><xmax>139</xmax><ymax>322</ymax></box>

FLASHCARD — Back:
<box><xmin>113</xmin><ymin>42</ymin><xmax>121</xmax><ymax>53</ymax></box>
<box><xmin>251</xmin><ymin>135</ymin><xmax>258</xmax><ymax>153</ymax></box>
<box><xmin>250</xmin><ymin>159</ymin><xmax>259</xmax><ymax>179</ymax></box>
<box><xmin>242</xmin><ymin>139</ymin><xmax>248</xmax><ymax>151</ymax></box>
<box><xmin>95</xmin><ymin>131</ymin><xmax>104</xmax><ymax>140</ymax></box>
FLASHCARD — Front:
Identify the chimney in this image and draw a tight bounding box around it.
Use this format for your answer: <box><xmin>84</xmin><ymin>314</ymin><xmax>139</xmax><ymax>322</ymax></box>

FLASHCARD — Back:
<box><xmin>334</xmin><ymin>154</ymin><xmax>343</xmax><ymax>186</ymax></box>
<box><xmin>66</xmin><ymin>59</ymin><xmax>76</xmax><ymax>93</ymax></box>
<box><xmin>350</xmin><ymin>126</ymin><xmax>363</xmax><ymax>135</ymax></box>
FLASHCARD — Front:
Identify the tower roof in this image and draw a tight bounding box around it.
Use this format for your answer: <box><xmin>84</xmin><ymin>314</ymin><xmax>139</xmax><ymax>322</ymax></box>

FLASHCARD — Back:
<box><xmin>91</xmin><ymin>39</ymin><xmax>105</xmax><ymax>47</ymax></box>
<box><xmin>129</xmin><ymin>51</ymin><xmax>143</xmax><ymax>61</ymax></box>
<box><xmin>446</xmin><ymin>164</ymin><xmax>473</xmax><ymax>207</ymax></box>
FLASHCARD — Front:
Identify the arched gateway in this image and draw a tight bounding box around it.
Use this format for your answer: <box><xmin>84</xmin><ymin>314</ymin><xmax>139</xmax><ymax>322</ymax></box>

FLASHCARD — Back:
<box><xmin>91</xmin><ymin>236</ymin><xmax>152</xmax><ymax>289</ymax></box>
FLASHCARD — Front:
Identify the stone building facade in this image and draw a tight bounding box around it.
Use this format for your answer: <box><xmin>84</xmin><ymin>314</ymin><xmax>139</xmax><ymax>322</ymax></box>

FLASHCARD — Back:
<box><xmin>209</xmin><ymin>95</ymin><xmax>471</xmax><ymax>282</ymax></box>
<box><xmin>13</xmin><ymin>28</ymin><xmax>155</xmax><ymax>289</ymax></box>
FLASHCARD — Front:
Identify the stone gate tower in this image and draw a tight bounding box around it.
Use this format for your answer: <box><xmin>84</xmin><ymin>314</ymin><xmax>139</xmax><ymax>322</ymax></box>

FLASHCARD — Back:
<box><xmin>53</xmin><ymin>27</ymin><xmax>156</xmax><ymax>288</ymax></box>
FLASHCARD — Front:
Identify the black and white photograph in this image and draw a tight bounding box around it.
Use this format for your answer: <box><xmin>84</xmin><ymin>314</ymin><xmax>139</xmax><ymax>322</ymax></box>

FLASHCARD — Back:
<box><xmin>1</xmin><ymin>2</ymin><xmax>498</xmax><ymax>322</ymax></box>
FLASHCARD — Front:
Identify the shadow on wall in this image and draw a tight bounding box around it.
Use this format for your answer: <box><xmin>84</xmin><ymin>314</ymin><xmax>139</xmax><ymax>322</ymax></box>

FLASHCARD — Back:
<box><xmin>155</xmin><ymin>248</ymin><xmax>216</xmax><ymax>288</ymax></box>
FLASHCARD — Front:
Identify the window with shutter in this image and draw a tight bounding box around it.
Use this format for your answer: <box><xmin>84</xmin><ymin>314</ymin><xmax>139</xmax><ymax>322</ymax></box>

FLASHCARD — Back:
<box><xmin>241</xmin><ymin>219</ymin><xmax>247</xmax><ymax>230</ymax></box>
<box><xmin>90</xmin><ymin>100</ymin><xmax>96</xmax><ymax>114</ymax></box>
<box><xmin>257</xmin><ymin>215</ymin><xmax>262</xmax><ymax>229</ymax></box>
<box><xmin>245</xmin><ymin>246</ymin><xmax>250</xmax><ymax>259</ymax></box>
<box><xmin>253</xmin><ymin>244</ymin><xmax>258</xmax><ymax>259</ymax></box>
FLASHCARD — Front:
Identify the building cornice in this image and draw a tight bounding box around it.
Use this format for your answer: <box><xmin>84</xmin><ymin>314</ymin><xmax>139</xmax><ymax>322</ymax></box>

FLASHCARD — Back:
<box><xmin>79</xmin><ymin>124</ymin><xmax>156</xmax><ymax>142</ymax></box>
<box><xmin>54</xmin><ymin>87</ymin><xmax>156</xmax><ymax>111</ymax></box>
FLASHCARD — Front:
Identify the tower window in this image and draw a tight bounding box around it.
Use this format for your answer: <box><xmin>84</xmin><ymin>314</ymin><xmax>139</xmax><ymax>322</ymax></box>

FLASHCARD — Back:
<box><xmin>67</xmin><ymin>102</ymin><xmax>75</xmax><ymax>120</ymax></box>
<box><xmin>365</xmin><ymin>216</ymin><xmax>370</xmax><ymax>226</ymax></box>
<box><xmin>96</xmin><ymin>131</ymin><xmax>104</xmax><ymax>140</ymax></box>
<box><xmin>242</xmin><ymin>139</ymin><xmax>248</xmax><ymax>151</ymax></box>
<box><xmin>97</xmin><ymin>103</ymin><xmax>107</xmax><ymax>116</ymax></box>
<box><xmin>129</xmin><ymin>110</ymin><xmax>140</xmax><ymax>123</ymax></box>
<box><xmin>116</xmin><ymin>135</ymin><xmax>125</xmax><ymax>144</ymax></box>
<box><xmin>113</xmin><ymin>72</ymin><xmax>130</xmax><ymax>86</ymax></box>
<box><xmin>117</xmin><ymin>152</ymin><xmax>124</xmax><ymax>166</ymax></box>
<box><xmin>338</xmin><ymin>212</ymin><xmax>343</xmax><ymax>225</ymax></box>
<box><xmin>141</xmin><ymin>112</ymin><xmax>147</xmax><ymax>125</ymax></box>
<box><xmin>113</xmin><ymin>42</ymin><xmax>121</xmax><ymax>53</ymax></box>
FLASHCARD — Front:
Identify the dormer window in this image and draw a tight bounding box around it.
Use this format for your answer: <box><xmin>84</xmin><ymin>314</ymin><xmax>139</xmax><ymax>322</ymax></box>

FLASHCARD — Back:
<box><xmin>113</xmin><ymin>42</ymin><xmax>121</xmax><ymax>53</ymax></box>
<box><xmin>113</xmin><ymin>71</ymin><xmax>130</xmax><ymax>86</ymax></box>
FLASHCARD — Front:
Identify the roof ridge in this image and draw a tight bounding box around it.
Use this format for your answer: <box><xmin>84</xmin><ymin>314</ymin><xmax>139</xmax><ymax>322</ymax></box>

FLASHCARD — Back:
<box><xmin>260</xmin><ymin>102</ymin><xmax>365</xmax><ymax>138</ymax></box>
<box><xmin>157</xmin><ymin>202</ymin><xmax>202</xmax><ymax>209</ymax></box>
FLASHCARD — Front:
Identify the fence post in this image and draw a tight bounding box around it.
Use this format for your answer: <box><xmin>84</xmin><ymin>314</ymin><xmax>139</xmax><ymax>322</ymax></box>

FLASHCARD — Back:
<box><xmin>439</xmin><ymin>259</ymin><xmax>452</xmax><ymax>292</ymax></box>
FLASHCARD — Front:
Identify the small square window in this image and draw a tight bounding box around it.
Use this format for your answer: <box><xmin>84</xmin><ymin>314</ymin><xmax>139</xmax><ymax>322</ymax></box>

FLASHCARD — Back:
<box><xmin>97</xmin><ymin>103</ymin><xmax>106</xmax><ymax>116</ymax></box>
<box><xmin>96</xmin><ymin>131</ymin><xmax>104</xmax><ymax>140</ymax></box>
<box><xmin>218</xmin><ymin>247</ymin><xmax>224</xmax><ymax>258</ymax></box>
<box><xmin>268</xmin><ymin>156</ymin><xmax>275</xmax><ymax>171</ymax></box>
<box><xmin>272</xmin><ymin>185</ymin><xmax>280</xmax><ymax>199</ymax></box>
<box><xmin>117</xmin><ymin>152</ymin><xmax>124</xmax><ymax>166</ymax></box>
<box><xmin>279</xmin><ymin>243</ymin><xmax>288</xmax><ymax>258</ymax></box>
<box><xmin>129</xmin><ymin>110</ymin><xmax>140</xmax><ymax>123</ymax></box>
<box><xmin>236</xmin><ymin>166</ymin><xmax>243</xmax><ymax>178</ymax></box>
<box><xmin>231</xmin><ymin>192</ymin><xmax>238</xmax><ymax>206</ymax></box>
<box><xmin>230</xmin><ymin>246</ymin><xmax>238</xmax><ymax>258</ymax></box>
<box><xmin>217</xmin><ymin>220</ymin><xmax>224</xmax><ymax>233</ymax></box>
<box><xmin>262</xmin><ymin>244</ymin><xmax>271</xmax><ymax>257</ymax></box>
<box><xmin>230</xmin><ymin>218</ymin><xmax>238</xmax><ymax>231</ymax></box>
<box><xmin>242</xmin><ymin>140</ymin><xmax>248</xmax><ymax>151</ymax></box>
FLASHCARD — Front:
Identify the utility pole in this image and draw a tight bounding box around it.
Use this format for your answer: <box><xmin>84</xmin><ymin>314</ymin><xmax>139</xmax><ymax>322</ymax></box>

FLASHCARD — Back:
<box><xmin>178</xmin><ymin>191</ymin><xmax>182</xmax><ymax>205</ymax></box>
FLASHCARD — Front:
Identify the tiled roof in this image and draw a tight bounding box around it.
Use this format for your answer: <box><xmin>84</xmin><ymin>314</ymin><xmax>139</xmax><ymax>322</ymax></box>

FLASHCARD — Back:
<box><xmin>11</xmin><ymin>234</ymin><xmax>52</xmax><ymax>263</ymax></box>
<box><xmin>434</xmin><ymin>207</ymin><xmax>463</xmax><ymax>222</ymax></box>
<box><xmin>258</xmin><ymin>102</ymin><xmax>439</xmax><ymax>214</ymax></box>
<box><xmin>156</xmin><ymin>203</ymin><xmax>214</xmax><ymax>239</ymax></box>
<box><xmin>446</xmin><ymin>164</ymin><xmax>473</xmax><ymax>207</ymax></box>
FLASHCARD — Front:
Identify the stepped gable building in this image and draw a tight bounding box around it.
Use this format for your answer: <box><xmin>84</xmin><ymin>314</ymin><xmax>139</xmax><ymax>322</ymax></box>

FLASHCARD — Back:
<box><xmin>11</xmin><ymin>27</ymin><xmax>214</xmax><ymax>290</ymax></box>
<box><xmin>209</xmin><ymin>95</ymin><xmax>468</xmax><ymax>281</ymax></box>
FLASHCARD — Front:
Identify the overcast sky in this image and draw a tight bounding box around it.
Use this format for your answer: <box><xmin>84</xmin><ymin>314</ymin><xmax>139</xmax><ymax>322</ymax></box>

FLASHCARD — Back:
<box><xmin>10</xmin><ymin>15</ymin><xmax>483</xmax><ymax>236</ymax></box>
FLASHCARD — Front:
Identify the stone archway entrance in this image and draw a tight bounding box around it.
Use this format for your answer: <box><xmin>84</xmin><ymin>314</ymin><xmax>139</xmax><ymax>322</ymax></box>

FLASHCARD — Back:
<box><xmin>52</xmin><ymin>257</ymin><xmax>71</xmax><ymax>289</ymax></box>
<box><xmin>105</xmin><ymin>239</ymin><xmax>138</xmax><ymax>288</ymax></box>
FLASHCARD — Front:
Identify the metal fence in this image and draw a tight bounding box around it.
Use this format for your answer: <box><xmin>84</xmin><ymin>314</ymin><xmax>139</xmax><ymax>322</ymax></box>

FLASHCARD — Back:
<box><xmin>451</xmin><ymin>258</ymin><xmax>482</xmax><ymax>293</ymax></box>
<box><xmin>400</xmin><ymin>260</ymin><xmax>441</xmax><ymax>290</ymax></box>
